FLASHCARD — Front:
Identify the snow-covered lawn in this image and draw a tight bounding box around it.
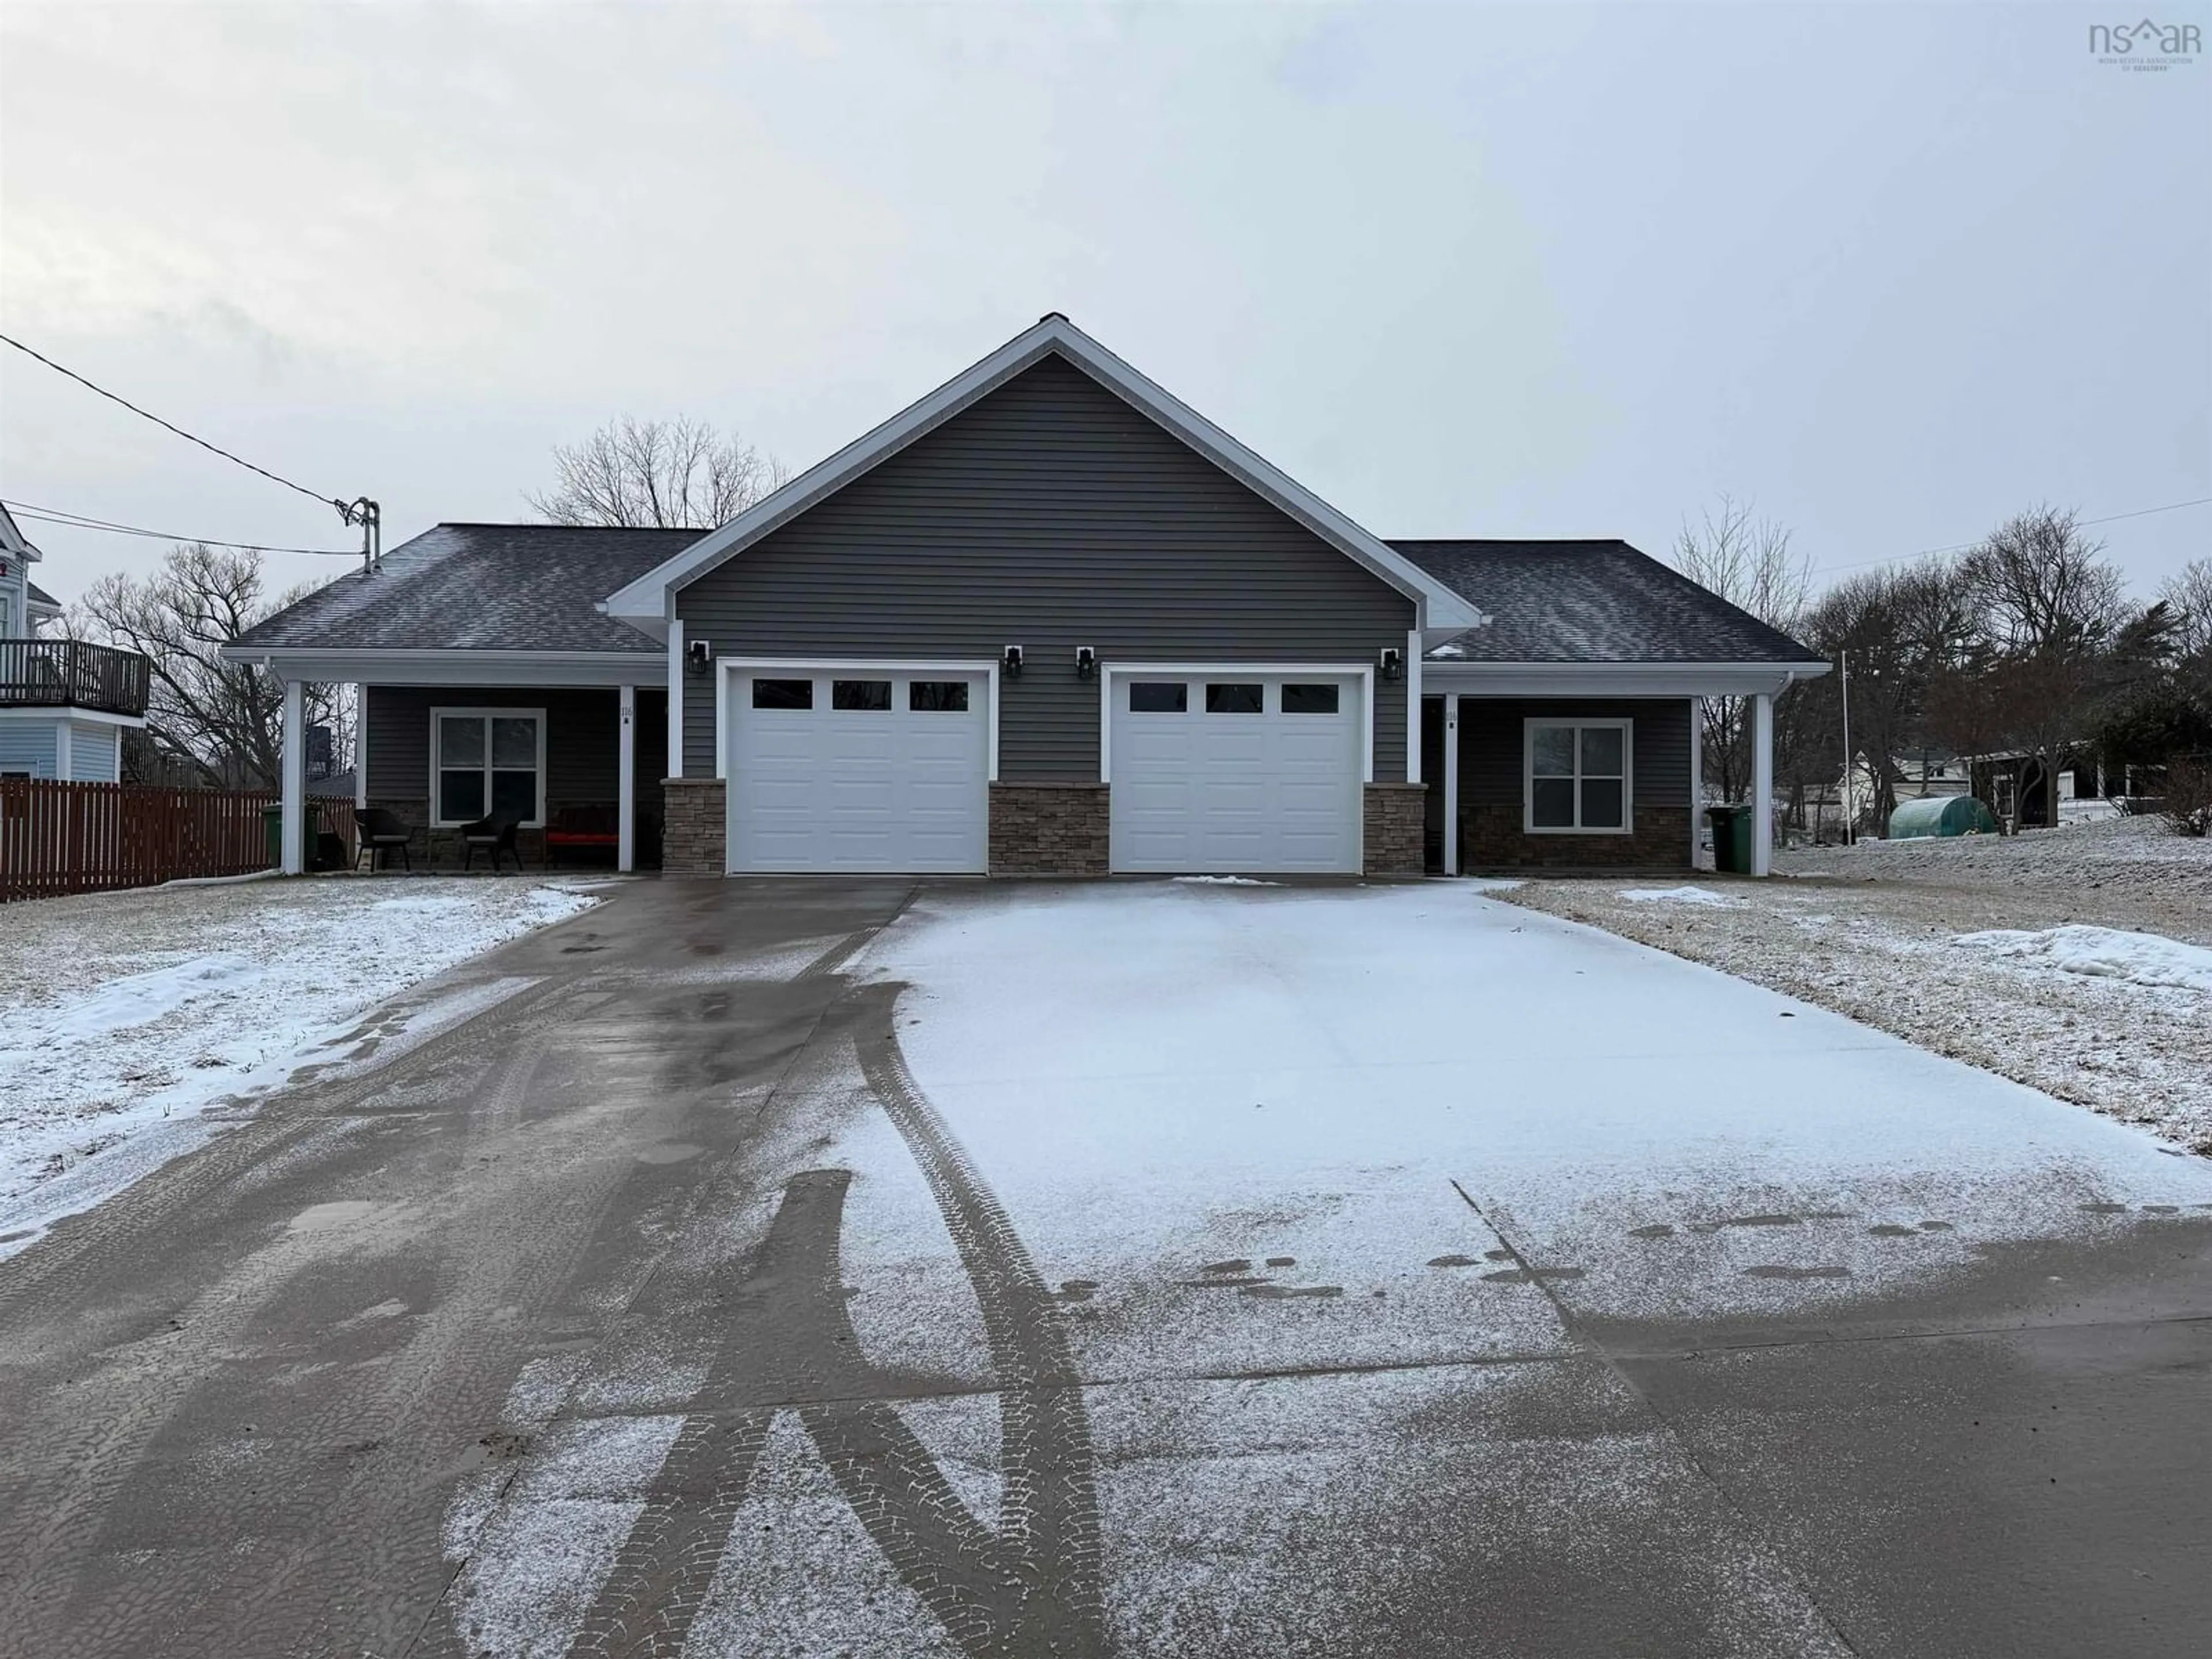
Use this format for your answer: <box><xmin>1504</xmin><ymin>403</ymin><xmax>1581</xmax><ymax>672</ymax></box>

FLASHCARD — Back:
<box><xmin>0</xmin><ymin>876</ymin><xmax>600</xmax><ymax>1251</ymax></box>
<box><xmin>1502</xmin><ymin>828</ymin><xmax>2212</xmax><ymax>1153</ymax></box>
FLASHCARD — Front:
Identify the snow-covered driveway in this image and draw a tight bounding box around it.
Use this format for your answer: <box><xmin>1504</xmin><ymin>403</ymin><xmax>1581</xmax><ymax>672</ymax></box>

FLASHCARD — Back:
<box><xmin>0</xmin><ymin>876</ymin><xmax>601</xmax><ymax>1253</ymax></box>
<box><xmin>866</xmin><ymin>882</ymin><xmax>2203</xmax><ymax>1344</ymax></box>
<box><xmin>443</xmin><ymin>879</ymin><xmax>2212</xmax><ymax>1659</ymax></box>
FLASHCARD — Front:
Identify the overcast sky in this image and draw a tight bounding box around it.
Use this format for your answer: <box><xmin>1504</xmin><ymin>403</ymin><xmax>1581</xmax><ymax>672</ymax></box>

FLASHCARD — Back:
<box><xmin>3</xmin><ymin>2</ymin><xmax>2206</xmax><ymax>614</ymax></box>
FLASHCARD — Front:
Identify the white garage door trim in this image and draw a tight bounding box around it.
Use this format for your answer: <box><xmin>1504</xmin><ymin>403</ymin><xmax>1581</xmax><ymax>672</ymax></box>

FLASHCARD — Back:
<box><xmin>1103</xmin><ymin>662</ymin><xmax>1372</xmax><ymax>875</ymax></box>
<box><xmin>718</xmin><ymin>657</ymin><xmax>998</xmax><ymax>874</ymax></box>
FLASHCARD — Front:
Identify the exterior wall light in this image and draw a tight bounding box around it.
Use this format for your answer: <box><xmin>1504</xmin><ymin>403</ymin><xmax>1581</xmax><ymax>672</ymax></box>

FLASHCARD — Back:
<box><xmin>1002</xmin><ymin>644</ymin><xmax>1024</xmax><ymax>679</ymax></box>
<box><xmin>1378</xmin><ymin>646</ymin><xmax>1403</xmax><ymax>681</ymax></box>
<box><xmin>1074</xmin><ymin>645</ymin><xmax>1097</xmax><ymax>679</ymax></box>
<box><xmin>687</xmin><ymin>638</ymin><xmax>713</xmax><ymax>673</ymax></box>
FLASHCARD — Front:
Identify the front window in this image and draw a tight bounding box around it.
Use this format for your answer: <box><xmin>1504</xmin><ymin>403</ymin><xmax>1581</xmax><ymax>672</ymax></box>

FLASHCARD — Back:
<box><xmin>433</xmin><ymin>709</ymin><xmax>543</xmax><ymax>826</ymax></box>
<box><xmin>1527</xmin><ymin>719</ymin><xmax>1631</xmax><ymax>833</ymax></box>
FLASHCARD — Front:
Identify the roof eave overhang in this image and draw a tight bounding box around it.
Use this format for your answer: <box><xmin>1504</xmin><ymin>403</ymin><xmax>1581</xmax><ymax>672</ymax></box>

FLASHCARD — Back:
<box><xmin>215</xmin><ymin>646</ymin><xmax>669</xmax><ymax>688</ymax></box>
<box><xmin>1422</xmin><ymin>660</ymin><xmax>1832</xmax><ymax>697</ymax></box>
<box><xmin>601</xmin><ymin>316</ymin><xmax>1485</xmax><ymax>632</ymax></box>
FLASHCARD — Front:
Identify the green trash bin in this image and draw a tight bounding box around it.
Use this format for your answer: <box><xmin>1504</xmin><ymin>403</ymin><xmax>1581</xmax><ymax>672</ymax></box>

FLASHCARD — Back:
<box><xmin>263</xmin><ymin>804</ymin><xmax>285</xmax><ymax>869</ymax></box>
<box><xmin>1706</xmin><ymin>804</ymin><xmax>1752</xmax><ymax>874</ymax></box>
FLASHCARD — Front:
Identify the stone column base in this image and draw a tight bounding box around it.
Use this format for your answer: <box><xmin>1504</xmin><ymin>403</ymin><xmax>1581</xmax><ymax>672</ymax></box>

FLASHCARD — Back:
<box><xmin>990</xmin><ymin>783</ymin><xmax>1109</xmax><ymax>877</ymax></box>
<box><xmin>661</xmin><ymin>777</ymin><xmax>727</xmax><ymax>876</ymax></box>
<box><xmin>1363</xmin><ymin>783</ymin><xmax>1426</xmax><ymax>877</ymax></box>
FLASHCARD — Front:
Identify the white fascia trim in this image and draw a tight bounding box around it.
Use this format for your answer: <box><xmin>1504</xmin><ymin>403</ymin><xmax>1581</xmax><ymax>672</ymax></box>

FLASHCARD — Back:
<box><xmin>1099</xmin><ymin>662</ymin><xmax>1376</xmax><ymax>785</ymax></box>
<box><xmin>716</xmin><ymin>657</ymin><xmax>1001</xmax><ymax>783</ymax></box>
<box><xmin>1426</xmin><ymin>661</ymin><xmax>1830</xmax><ymax>698</ymax></box>
<box><xmin>601</xmin><ymin>316</ymin><xmax>1484</xmax><ymax>631</ymax></box>
<box><xmin>0</xmin><ymin>704</ymin><xmax>146</xmax><ymax>729</ymax></box>
<box><xmin>219</xmin><ymin>648</ymin><xmax>668</xmax><ymax>688</ymax></box>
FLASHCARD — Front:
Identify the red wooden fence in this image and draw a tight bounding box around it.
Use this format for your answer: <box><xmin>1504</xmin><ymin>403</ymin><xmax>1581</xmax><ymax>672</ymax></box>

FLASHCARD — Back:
<box><xmin>0</xmin><ymin>779</ymin><xmax>278</xmax><ymax>904</ymax></box>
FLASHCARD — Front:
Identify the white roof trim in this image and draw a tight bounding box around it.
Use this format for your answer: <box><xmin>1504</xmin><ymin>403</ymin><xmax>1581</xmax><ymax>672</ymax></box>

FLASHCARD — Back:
<box><xmin>602</xmin><ymin>315</ymin><xmax>1486</xmax><ymax>631</ymax></box>
<box><xmin>215</xmin><ymin>646</ymin><xmax>668</xmax><ymax>689</ymax></box>
<box><xmin>1422</xmin><ymin>659</ymin><xmax>1831</xmax><ymax>698</ymax></box>
<box><xmin>0</xmin><ymin>502</ymin><xmax>43</xmax><ymax>563</ymax></box>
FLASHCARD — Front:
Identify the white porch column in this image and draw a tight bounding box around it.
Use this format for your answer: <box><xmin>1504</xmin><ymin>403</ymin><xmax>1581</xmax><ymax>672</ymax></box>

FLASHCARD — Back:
<box><xmin>618</xmin><ymin>683</ymin><xmax>637</xmax><ymax>873</ymax></box>
<box><xmin>666</xmin><ymin>619</ymin><xmax>685</xmax><ymax>779</ymax></box>
<box><xmin>1442</xmin><ymin>693</ymin><xmax>1461</xmax><ymax>875</ymax></box>
<box><xmin>1687</xmin><ymin>696</ymin><xmax>1702</xmax><ymax>869</ymax></box>
<box><xmin>280</xmin><ymin>676</ymin><xmax>306</xmax><ymax>874</ymax></box>
<box><xmin>1750</xmin><ymin>690</ymin><xmax>1774</xmax><ymax>877</ymax></box>
<box><xmin>1404</xmin><ymin>630</ymin><xmax>1423</xmax><ymax>784</ymax></box>
<box><xmin>354</xmin><ymin>684</ymin><xmax>368</xmax><ymax>808</ymax></box>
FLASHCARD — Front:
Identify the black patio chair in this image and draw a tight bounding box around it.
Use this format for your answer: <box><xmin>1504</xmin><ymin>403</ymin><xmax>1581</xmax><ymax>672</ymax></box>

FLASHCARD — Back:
<box><xmin>354</xmin><ymin>805</ymin><xmax>415</xmax><ymax>872</ymax></box>
<box><xmin>459</xmin><ymin>809</ymin><xmax>523</xmax><ymax>874</ymax></box>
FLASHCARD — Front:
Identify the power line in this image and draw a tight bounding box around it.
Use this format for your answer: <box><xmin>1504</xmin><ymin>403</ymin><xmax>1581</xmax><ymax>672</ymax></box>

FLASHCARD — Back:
<box><xmin>0</xmin><ymin>331</ymin><xmax>346</xmax><ymax>510</ymax></box>
<box><xmin>3</xmin><ymin>498</ymin><xmax>361</xmax><ymax>558</ymax></box>
<box><xmin>1813</xmin><ymin>494</ymin><xmax>2212</xmax><ymax>578</ymax></box>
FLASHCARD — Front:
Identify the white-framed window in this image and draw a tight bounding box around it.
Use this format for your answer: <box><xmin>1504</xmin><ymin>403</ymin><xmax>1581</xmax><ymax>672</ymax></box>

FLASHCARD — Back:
<box><xmin>430</xmin><ymin>706</ymin><xmax>546</xmax><ymax>827</ymax></box>
<box><xmin>1525</xmin><ymin>718</ymin><xmax>1632</xmax><ymax>834</ymax></box>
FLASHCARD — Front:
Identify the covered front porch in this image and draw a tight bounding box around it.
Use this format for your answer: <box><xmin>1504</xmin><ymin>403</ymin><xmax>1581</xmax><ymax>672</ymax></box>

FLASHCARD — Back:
<box><xmin>1418</xmin><ymin>662</ymin><xmax>1812</xmax><ymax>878</ymax></box>
<box><xmin>262</xmin><ymin>650</ymin><xmax>670</xmax><ymax>875</ymax></box>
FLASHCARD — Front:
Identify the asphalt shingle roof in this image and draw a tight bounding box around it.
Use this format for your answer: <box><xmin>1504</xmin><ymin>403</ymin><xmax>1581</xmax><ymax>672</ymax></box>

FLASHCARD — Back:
<box><xmin>26</xmin><ymin>580</ymin><xmax>57</xmax><ymax>609</ymax></box>
<box><xmin>231</xmin><ymin>524</ymin><xmax>698</xmax><ymax>653</ymax></box>
<box><xmin>1391</xmin><ymin>539</ymin><xmax>1827</xmax><ymax>665</ymax></box>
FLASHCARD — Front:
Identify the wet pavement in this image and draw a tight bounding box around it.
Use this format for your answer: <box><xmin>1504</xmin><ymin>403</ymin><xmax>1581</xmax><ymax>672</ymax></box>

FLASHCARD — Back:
<box><xmin>0</xmin><ymin>876</ymin><xmax>2205</xmax><ymax>1658</ymax></box>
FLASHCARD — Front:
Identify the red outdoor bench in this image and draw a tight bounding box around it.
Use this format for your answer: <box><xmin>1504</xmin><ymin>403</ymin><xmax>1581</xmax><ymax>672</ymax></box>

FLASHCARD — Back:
<box><xmin>544</xmin><ymin>802</ymin><xmax>619</xmax><ymax>867</ymax></box>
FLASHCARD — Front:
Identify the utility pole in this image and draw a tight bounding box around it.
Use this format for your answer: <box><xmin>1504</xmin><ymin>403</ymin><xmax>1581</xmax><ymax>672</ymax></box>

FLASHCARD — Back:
<box><xmin>1839</xmin><ymin>647</ymin><xmax>1853</xmax><ymax>846</ymax></box>
<box><xmin>340</xmin><ymin>497</ymin><xmax>381</xmax><ymax>573</ymax></box>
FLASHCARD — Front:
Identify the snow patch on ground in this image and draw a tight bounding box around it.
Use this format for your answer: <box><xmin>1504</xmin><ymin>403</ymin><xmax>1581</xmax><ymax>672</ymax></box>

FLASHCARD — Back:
<box><xmin>1953</xmin><ymin>925</ymin><xmax>2212</xmax><ymax>994</ymax></box>
<box><xmin>1171</xmin><ymin>875</ymin><xmax>1278</xmax><ymax>887</ymax></box>
<box><xmin>1618</xmin><ymin>885</ymin><xmax>1743</xmax><ymax>908</ymax></box>
<box><xmin>0</xmin><ymin>877</ymin><xmax>597</xmax><ymax>1250</ymax></box>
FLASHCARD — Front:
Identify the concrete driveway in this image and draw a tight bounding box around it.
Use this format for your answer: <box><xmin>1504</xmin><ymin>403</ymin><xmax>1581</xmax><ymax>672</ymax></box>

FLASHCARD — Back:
<box><xmin>0</xmin><ymin>878</ymin><xmax>2206</xmax><ymax>1658</ymax></box>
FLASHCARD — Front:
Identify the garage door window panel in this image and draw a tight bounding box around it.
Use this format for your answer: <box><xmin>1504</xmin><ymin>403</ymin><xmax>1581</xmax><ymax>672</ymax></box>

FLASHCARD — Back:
<box><xmin>753</xmin><ymin>679</ymin><xmax>813</xmax><ymax>710</ymax></box>
<box><xmin>910</xmin><ymin>681</ymin><xmax>969</xmax><ymax>712</ymax></box>
<box><xmin>1527</xmin><ymin>718</ymin><xmax>1632</xmax><ymax>834</ymax></box>
<box><xmin>833</xmin><ymin>680</ymin><xmax>892</xmax><ymax>711</ymax></box>
<box><xmin>1130</xmin><ymin>682</ymin><xmax>1188</xmax><ymax>714</ymax></box>
<box><xmin>1282</xmin><ymin>683</ymin><xmax>1339</xmax><ymax>714</ymax></box>
<box><xmin>1205</xmin><ymin>683</ymin><xmax>1264</xmax><ymax>714</ymax></box>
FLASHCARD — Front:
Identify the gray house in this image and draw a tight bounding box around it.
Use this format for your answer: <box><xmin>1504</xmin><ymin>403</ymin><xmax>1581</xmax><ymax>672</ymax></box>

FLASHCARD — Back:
<box><xmin>228</xmin><ymin>316</ymin><xmax>1826</xmax><ymax>878</ymax></box>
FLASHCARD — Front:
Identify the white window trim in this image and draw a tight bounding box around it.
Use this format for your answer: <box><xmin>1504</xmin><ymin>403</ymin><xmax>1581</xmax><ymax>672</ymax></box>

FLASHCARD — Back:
<box><xmin>1523</xmin><ymin>716</ymin><xmax>1634</xmax><ymax>835</ymax></box>
<box><xmin>1099</xmin><ymin>664</ymin><xmax>1375</xmax><ymax>784</ymax></box>
<box><xmin>714</xmin><ymin>658</ymin><xmax>1001</xmax><ymax>783</ymax></box>
<box><xmin>429</xmin><ymin>705</ymin><xmax>548</xmax><ymax>828</ymax></box>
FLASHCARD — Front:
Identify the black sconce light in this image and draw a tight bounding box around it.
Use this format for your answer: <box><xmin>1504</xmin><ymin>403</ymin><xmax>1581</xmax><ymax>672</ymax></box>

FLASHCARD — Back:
<box><xmin>687</xmin><ymin>638</ymin><xmax>713</xmax><ymax>674</ymax></box>
<box><xmin>1074</xmin><ymin>645</ymin><xmax>1097</xmax><ymax>679</ymax></box>
<box><xmin>1002</xmin><ymin>644</ymin><xmax>1024</xmax><ymax>679</ymax></box>
<box><xmin>1378</xmin><ymin>646</ymin><xmax>1403</xmax><ymax>681</ymax></box>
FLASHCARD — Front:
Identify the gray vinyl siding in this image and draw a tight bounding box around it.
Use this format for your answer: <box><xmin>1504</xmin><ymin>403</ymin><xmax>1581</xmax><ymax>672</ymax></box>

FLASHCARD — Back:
<box><xmin>673</xmin><ymin>354</ymin><xmax>1416</xmax><ymax>782</ymax></box>
<box><xmin>1456</xmin><ymin>698</ymin><xmax>1692</xmax><ymax>812</ymax></box>
<box><xmin>365</xmin><ymin>686</ymin><xmax>623</xmax><ymax>804</ymax></box>
<box><xmin>0</xmin><ymin>721</ymin><xmax>58</xmax><ymax>778</ymax></box>
<box><xmin>68</xmin><ymin>724</ymin><xmax>119</xmax><ymax>783</ymax></box>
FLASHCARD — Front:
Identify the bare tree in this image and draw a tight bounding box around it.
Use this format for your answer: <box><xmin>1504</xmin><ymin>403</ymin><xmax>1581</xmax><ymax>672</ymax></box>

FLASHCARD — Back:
<box><xmin>1960</xmin><ymin>505</ymin><xmax>2127</xmax><ymax>657</ymax></box>
<box><xmin>1671</xmin><ymin>495</ymin><xmax>1816</xmax><ymax>804</ymax></box>
<box><xmin>73</xmin><ymin>543</ymin><xmax>349</xmax><ymax>789</ymax></box>
<box><xmin>2160</xmin><ymin>555</ymin><xmax>2212</xmax><ymax>666</ymax></box>
<box><xmin>1802</xmin><ymin>559</ymin><xmax>1974</xmax><ymax>831</ymax></box>
<box><xmin>528</xmin><ymin>415</ymin><xmax>787</xmax><ymax>529</ymax></box>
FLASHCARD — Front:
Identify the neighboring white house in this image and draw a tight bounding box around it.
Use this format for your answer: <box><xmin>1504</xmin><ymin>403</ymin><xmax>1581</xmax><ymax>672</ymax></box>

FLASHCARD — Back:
<box><xmin>0</xmin><ymin>503</ymin><xmax>149</xmax><ymax>781</ymax></box>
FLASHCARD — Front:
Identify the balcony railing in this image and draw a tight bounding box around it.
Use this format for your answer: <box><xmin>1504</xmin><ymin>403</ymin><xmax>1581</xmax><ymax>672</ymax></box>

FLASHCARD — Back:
<box><xmin>0</xmin><ymin>638</ymin><xmax>152</xmax><ymax>718</ymax></box>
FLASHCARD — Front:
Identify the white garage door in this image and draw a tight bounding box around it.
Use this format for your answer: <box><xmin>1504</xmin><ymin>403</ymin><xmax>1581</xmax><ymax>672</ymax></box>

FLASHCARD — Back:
<box><xmin>726</xmin><ymin>668</ymin><xmax>989</xmax><ymax>873</ymax></box>
<box><xmin>1109</xmin><ymin>672</ymin><xmax>1363</xmax><ymax>874</ymax></box>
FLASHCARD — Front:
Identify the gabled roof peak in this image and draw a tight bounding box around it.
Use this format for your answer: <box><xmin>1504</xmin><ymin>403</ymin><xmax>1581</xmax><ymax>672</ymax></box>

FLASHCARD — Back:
<box><xmin>602</xmin><ymin>316</ymin><xmax>1483</xmax><ymax>632</ymax></box>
